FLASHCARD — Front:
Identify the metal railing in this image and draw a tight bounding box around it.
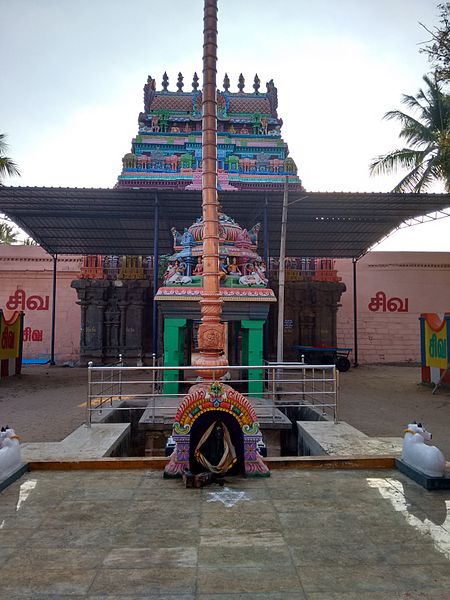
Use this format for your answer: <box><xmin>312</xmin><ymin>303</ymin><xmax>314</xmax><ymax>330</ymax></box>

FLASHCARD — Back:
<box><xmin>86</xmin><ymin>360</ymin><xmax>339</xmax><ymax>427</ymax></box>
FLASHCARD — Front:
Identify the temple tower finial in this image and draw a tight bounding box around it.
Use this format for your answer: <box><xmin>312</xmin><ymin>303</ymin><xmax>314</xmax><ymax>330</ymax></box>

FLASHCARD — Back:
<box><xmin>238</xmin><ymin>73</ymin><xmax>245</xmax><ymax>93</ymax></box>
<box><xmin>177</xmin><ymin>72</ymin><xmax>184</xmax><ymax>92</ymax></box>
<box><xmin>223</xmin><ymin>73</ymin><xmax>230</xmax><ymax>91</ymax></box>
<box><xmin>192</xmin><ymin>72</ymin><xmax>199</xmax><ymax>90</ymax></box>
<box><xmin>253</xmin><ymin>73</ymin><xmax>260</xmax><ymax>94</ymax></box>
<box><xmin>162</xmin><ymin>71</ymin><xmax>169</xmax><ymax>91</ymax></box>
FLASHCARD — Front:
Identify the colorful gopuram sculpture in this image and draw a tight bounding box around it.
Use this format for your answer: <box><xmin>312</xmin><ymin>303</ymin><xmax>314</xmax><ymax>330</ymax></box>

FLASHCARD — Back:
<box><xmin>116</xmin><ymin>73</ymin><xmax>303</xmax><ymax>192</ymax></box>
<box><xmin>157</xmin><ymin>212</ymin><xmax>272</xmax><ymax>292</ymax></box>
<box><xmin>155</xmin><ymin>210</ymin><xmax>276</xmax><ymax>398</ymax></box>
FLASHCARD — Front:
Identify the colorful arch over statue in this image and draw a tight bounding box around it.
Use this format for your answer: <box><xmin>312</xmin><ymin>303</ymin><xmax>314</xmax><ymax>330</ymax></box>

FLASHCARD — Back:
<box><xmin>164</xmin><ymin>380</ymin><xmax>269</xmax><ymax>478</ymax></box>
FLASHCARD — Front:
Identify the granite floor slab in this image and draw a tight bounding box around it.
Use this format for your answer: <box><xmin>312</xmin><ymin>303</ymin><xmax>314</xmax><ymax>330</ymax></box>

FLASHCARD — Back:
<box><xmin>0</xmin><ymin>469</ymin><xmax>450</xmax><ymax>598</ymax></box>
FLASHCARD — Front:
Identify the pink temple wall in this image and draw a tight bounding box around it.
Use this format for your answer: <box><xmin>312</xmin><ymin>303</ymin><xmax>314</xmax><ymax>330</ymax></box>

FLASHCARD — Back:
<box><xmin>336</xmin><ymin>252</ymin><xmax>450</xmax><ymax>363</ymax></box>
<box><xmin>0</xmin><ymin>246</ymin><xmax>82</xmax><ymax>362</ymax></box>
<box><xmin>1</xmin><ymin>246</ymin><xmax>449</xmax><ymax>364</ymax></box>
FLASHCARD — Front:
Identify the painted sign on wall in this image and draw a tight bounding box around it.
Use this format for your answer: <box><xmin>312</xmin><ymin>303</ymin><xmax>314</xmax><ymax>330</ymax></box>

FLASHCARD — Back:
<box><xmin>368</xmin><ymin>291</ymin><xmax>409</xmax><ymax>313</ymax></box>
<box><xmin>0</xmin><ymin>310</ymin><xmax>23</xmax><ymax>378</ymax></box>
<box><xmin>0</xmin><ymin>311</ymin><xmax>22</xmax><ymax>359</ymax></box>
<box><xmin>6</xmin><ymin>289</ymin><xmax>49</xmax><ymax>311</ymax></box>
<box><xmin>420</xmin><ymin>313</ymin><xmax>449</xmax><ymax>370</ymax></box>
<box><xmin>23</xmin><ymin>328</ymin><xmax>43</xmax><ymax>342</ymax></box>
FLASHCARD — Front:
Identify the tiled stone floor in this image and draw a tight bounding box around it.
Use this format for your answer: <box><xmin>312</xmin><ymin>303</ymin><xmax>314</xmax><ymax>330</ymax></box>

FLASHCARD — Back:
<box><xmin>1</xmin><ymin>469</ymin><xmax>450</xmax><ymax>598</ymax></box>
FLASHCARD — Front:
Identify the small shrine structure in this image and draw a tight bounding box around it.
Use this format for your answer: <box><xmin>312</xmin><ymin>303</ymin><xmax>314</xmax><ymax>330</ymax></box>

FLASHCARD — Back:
<box><xmin>155</xmin><ymin>211</ymin><xmax>276</xmax><ymax>396</ymax></box>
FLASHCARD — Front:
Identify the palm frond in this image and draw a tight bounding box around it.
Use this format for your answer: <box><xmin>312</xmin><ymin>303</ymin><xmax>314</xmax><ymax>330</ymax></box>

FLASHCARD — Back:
<box><xmin>0</xmin><ymin>157</ymin><xmax>21</xmax><ymax>178</ymax></box>
<box><xmin>391</xmin><ymin>163</ymin><xmax>427</xmax><ymax>192</ymax></box>
<box><xmin>369</xmin><ymin>148</ymin><xmax>422</xmax><ymax>176</ymax></box>
<box><xmin>383</xmin><ymin>111</ymin><xmax>434</xmax><ymax>145</ymax></box>
<box><xmin>400</xmin><ymin>94</ymin><xmax>427</xmax><ymax>118</ymax></box>
<box><xmin>371</xmin><ymin>74</ymin><xmax>450</xmax><ymax>192</ymax></box>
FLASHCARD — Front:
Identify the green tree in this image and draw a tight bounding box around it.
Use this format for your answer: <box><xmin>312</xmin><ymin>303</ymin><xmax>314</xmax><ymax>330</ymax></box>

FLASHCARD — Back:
<box><xmin>0</xmin><ymin>133</ymin><xmax>20</xmax><ymax>183</ymax></box>
<box><xmin>369</xmin><ymin>75</ymin><xmax>450</xmax><ymax>192</ymax></box>
<box><xmin>0</xmin><ymin>222</ymin><xmax>19</xmax><ymax>244</ymax></box>
<box><xmin>0</xmin><ymin>133</ymin><xmax>21</xmax><ymax>242</ymax></box>
<box><xmin>420</xmin><ymin>3</ymin><xmax>450</xmax><ymax>84</ymax></box>
<box><xmin>23</xmin><ymin>237</ymin><xmax>38</xmax><ymax>245</ymax></box>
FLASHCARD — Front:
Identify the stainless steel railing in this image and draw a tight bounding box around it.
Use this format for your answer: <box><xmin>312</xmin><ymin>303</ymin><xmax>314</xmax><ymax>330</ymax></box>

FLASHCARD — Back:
<box><xmin>86</xmin><ymin>360</ymin><xmax>339</xmax><ymax>427</ymax></box>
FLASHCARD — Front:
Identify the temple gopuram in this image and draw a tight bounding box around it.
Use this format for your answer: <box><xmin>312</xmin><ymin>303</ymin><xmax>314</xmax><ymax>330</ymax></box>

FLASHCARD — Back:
<box><xmin>117</xmin><ymin>72</ymin><xmax>303</xmax><ymax>192</ymax></box>
<box><xmin>72</xmin><ymin>72</ymin><xmax>345</xmax><ymax>366</ymax></box>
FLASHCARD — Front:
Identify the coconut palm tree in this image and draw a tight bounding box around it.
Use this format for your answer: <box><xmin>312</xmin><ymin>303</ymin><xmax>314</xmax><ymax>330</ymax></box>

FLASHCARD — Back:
<box><xmin>0</xmin><ymin>134</ymin><xmax>21</xmax><ymax>243</ymax></box>
<box><xmin>370</xmin><ymin>75</ymin><xmax>450</xmax><ymax>192</ymax></box>
<box><xmin>0</xmin><ymin>133</ymin><xmax>20</xmax><ymax>183</ymax></box>
<box><xmin>23</xmin><ymin>237</ymin><xmax>37</xmax><ymax>245</ymax></box>
<box><xmin>0</xmin><ymin>222</ymin><xmax>19</xmax><ymax>244</ymax></box>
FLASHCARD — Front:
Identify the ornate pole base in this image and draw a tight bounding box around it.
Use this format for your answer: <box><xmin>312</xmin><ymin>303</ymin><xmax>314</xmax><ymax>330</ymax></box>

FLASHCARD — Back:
<box><xmin>193</xmin><ymin>319</ymin><xmax>228</xmax><ymax>380</ymax></box>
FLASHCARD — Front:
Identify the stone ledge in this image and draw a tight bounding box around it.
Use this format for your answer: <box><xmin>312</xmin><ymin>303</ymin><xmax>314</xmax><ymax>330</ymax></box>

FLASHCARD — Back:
<box><xmin>298</xmin><ymin>420</ymin><xmax>403</xmax><ymax>457</ymax></box>
<box><xmin>22</xmin><ymin>423</ymin><xmax>130</xmax><ymax>462</ymax></box>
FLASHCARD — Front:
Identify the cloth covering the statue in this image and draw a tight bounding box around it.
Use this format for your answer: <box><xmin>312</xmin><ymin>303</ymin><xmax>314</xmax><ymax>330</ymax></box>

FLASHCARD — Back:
<box><xmin>194</xmin><ymin>420</ymin><xmax>237</xmax><ymax>474</ymax></box>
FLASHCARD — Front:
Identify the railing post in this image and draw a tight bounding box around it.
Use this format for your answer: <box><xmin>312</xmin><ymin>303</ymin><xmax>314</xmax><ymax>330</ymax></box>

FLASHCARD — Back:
<box><xmin>86</xmin><ymin>361</ymin><xmax>93</xmax><ymax>428</ymax></box>
<box><xmin>334</xmin><ymin>367</ymin><xmax>339</xmax><ymax>424</ymax></box>
<box><xmin>118</xmin><ymin>353</ymin><xmax>123</xmax><ymax>404</ymax></box>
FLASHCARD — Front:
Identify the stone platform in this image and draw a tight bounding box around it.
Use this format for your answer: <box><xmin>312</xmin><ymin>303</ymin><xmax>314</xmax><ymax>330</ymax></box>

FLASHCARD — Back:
<box><xmin>22</xmin><ymin>423</ymin><xmax>130</xmax><ymax>462</ymax></box>
<box><xmin>297</xmin><ymin>420</ymin><xmax>403</xmax><ymax>457</ymax></box>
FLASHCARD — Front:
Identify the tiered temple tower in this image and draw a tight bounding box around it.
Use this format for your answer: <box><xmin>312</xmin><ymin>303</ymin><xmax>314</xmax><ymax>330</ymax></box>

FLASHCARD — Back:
<box><xmin>116</xmin><ymin>72</ymin><xmax>303</xmax><ymax>192</ymax></box>
<box><xmin>73</xmin><ymin>72</ymin><xmax>345</xmax><ymax>370</ymax></box>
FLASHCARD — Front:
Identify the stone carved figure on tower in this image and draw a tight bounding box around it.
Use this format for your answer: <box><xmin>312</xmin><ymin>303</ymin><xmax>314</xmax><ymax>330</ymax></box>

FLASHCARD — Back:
<box><xmin>143</xmin><ymin>76</ymin><xmax>156</xmax><ymax>112</ymax></box>
<box><xmin>227</xmin><ymin>257</ymin><xmax>241</xmax><ymax>275</ymax></box>
<box><xmin>266</xmin><ymin>79</ymin><xmax>278</xmax><ymax>118</ymax></box>
<box><xmin>248</xmin><ymin>223</ymin><xmax>261</xmax><ymax>245</ymax></box>
<box><xmin>163</xmin><ymin>260</ymin><xmax>192</xmax><ymax>285</ymax></box>
<box><xmin>193</xmin><ymin>256</ymin><xmax>204</xmax><ymax>275</ymax></box>
<box><xmin>181</xmin><ymin>228</ymin><xmax>195</xmax><ymax>247</ymax></box>
<box><xmin>239</xmin><ymin>262</ymin><xmax>266</xmax><ymax>286</ymax></box>
<box><xmin>171</xmin><ymin>227</ymin><xmax>183</xmax><ymax>248</ymax></box>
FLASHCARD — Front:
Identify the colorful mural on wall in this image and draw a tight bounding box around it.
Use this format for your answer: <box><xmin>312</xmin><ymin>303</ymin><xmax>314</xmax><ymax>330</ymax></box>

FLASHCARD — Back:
<box><xmin>419</xmin><ymin>313</ymin><xmax>450</xmax><ymax>385</ymax></box>
<box><xmin>0</xmin><ymin>310</ymin><xmax>23</xmax><ymax>379</ymax></box>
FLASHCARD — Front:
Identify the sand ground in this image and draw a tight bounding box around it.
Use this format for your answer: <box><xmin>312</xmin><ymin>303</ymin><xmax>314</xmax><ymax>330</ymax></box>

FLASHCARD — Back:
<box><xmin>1</xmin><ymin>364</ymin><xmax>449</xmax><ymax>456</ymax></box>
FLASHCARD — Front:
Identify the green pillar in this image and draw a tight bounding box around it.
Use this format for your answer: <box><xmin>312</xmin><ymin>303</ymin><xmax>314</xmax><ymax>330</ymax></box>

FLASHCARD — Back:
<box><xmin>241</xmin><ymin>319</ymin><xmax>264</xmax><ymax>397</ymax></box>
<box><xmin>163</xmin><ymin>317</ymin><xmax>187</xmax><ymax>395</ymax></box>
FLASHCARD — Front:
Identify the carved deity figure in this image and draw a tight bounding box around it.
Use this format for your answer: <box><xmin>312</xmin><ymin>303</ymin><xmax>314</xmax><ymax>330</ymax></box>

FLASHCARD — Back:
<box><xmin>227</xmin><ymin>257</ymin><xmax>241</xmax><ymax>275</ymax></box>
<box><xmin>193</xmin><ymin>256</ymin><xmax>203</xmax><ymax>275</ymax></box>
<box><xmin>266</xmin><ymin>79</ymin><xmax>278</xmax><ymax>117</ymax></box>
<box><xmin>143</xmin><ymin>76</ymin><xmax>156</xmax><ymax>112</ymax></box>
<box><xmin>164</xmin><ymin>260</ymin><xmax>192</xmax><ymax>285</ymax></box>
<box><xmin>219</xmin><ymin>258</ymin><xmax>229</xmax><ymax>281</ymax></box>
<box><xmin>181</xmin><ymin>228</ymin><xmax>195</xmax><ymax>247</ymax></box>
<box><xmin>239</xmin><ymin>262</ymin><xmax>266</xmax><ymax>286</ymax></box>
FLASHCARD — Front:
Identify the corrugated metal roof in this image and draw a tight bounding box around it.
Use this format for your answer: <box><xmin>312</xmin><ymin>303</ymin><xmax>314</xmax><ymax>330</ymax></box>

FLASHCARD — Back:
<box><xmin>0</xmin><ymin>187</ymin><xmax>449</xmax><ymax>258</ymax></box>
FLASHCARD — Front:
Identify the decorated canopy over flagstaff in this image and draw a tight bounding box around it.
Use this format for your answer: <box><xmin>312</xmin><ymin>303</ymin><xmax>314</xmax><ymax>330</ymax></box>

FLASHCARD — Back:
<box><xmin>117</xmin><ymin>73</ymin><xmax>303</xmax><ymax>192</ymax></box>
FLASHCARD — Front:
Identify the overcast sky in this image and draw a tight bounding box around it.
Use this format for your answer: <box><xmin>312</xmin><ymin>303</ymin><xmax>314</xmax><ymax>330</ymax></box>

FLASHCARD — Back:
<box><xmin>1</xmin><ymin>0</ymin><xmax>449</xmax><ymax>250</ymax></box>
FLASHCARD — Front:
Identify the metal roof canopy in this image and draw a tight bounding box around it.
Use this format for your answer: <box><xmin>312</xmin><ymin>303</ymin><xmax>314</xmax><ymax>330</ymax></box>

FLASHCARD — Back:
<box><xmin>1</xmin><ymin>186</ymin><xmax>450</xmax><ymax>258</ymax></box>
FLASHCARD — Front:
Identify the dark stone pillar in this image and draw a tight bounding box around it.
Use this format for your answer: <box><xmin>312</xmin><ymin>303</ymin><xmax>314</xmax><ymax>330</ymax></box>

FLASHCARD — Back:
<box><xmin>281</xmin><ymin>281</ymin><xmax>346</xmax><ymax>360</ymax></box>
<box><xmin>71</xmin><ymin>279</ymin><xmax>152</xmax><ymax>364</ymax></box>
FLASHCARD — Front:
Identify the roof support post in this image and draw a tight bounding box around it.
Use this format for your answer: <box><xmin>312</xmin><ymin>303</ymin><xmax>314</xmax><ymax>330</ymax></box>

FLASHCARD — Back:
<box><xmin>263</xmin><ymin>196</ymin><xmax>269</xmax><ymax>265</ymax></box>
<box><xmin>276</xmin><ymin>177</ymin><xmax>289</xmax><ymax>363</ymax></box>
<box><xmin>263</xmin><ymin>197</ymin><xmax>269</xmax><ymax>361</ymax></box>
<box><xmin>50</xmin><ymin>253</ymin><xmax>57</xmax><ymax>365</ymax></box>
<box><xmin>152</xmin><ymin>195</ymin><xmax>160</xmax><ymax>358</ymax></box>
<box><xmin>352</xmin><ymin>257</ymin><xmax>359</xmax><ymax>367</ymax></box>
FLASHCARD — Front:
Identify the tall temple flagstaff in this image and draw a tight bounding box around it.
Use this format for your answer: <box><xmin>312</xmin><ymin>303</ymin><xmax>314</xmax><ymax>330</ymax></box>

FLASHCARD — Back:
<box><xmin>116</xmin><ymin>73</ymin><xmax>303</xmax><ymax>192</ymax></box>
